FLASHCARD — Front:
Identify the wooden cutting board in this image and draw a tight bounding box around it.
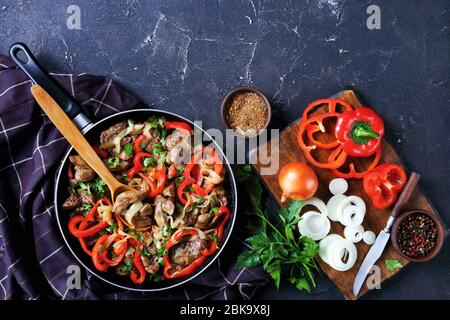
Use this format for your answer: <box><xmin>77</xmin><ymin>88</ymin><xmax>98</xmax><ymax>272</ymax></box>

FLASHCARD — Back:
<box><xmin>250</xmin><ymin>88</ymin><xmax>442</xmax><ymax>300</ymax></box>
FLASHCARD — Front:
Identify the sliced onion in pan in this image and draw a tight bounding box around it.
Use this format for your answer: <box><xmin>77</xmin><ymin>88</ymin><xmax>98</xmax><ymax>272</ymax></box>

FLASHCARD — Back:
<box><xmin>303</xmin><ymin>197</ymin><xmax>328</xmax><ymax>217</ymax></box>
<box><xmin>344</xmin><ymin>225</ymin><xmax>364</xmax><ymax>243</ymax></box>
<box><xmin>319</xmin><ymin>234</ymin><xmax>343</xmax><ymax>264</ymax></box>
<box><xmin>329</xmin><ymin>239</ymin><xmax>357</xmax><ymax>271</ymax></box>
<box><xmin>363</xmin><ymin>231</ymin><xmax>376</xmax><ymax>245</ymax></box>
<box><xmin>326</xmin><ymin>194</ymin><xmax>347</xmax><ymax>221</ymax></box>
<box><xmin>124</xmin><ymin>201</ymin><xmax>144</xmax><ymax>226</ymax></box>
<box><xmin>329</xmin><ymin>178</ymin><xmax>348</xmax><ymax>195</ymax></box>
<box><xmin>298</xmin><ymin>211</ymin><xmax>330</xmax><ymax>241</ymax></box>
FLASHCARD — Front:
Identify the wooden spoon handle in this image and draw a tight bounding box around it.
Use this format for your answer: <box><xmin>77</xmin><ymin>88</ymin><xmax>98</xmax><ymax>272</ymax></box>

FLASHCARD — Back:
<box><xmin>390</xmin><ymin>172</ymin><xmax>420</xmax><ymax>219</ymax></box>
<box><xmin>31</xmin><ymin>84</ymin><xmax>121</xmax><ymax>191</ymax></box>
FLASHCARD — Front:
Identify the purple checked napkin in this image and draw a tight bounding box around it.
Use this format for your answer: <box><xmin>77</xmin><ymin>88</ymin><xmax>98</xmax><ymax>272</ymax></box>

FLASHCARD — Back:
<box><xmin>0</xmin><ymin>54</ymin><xmax>268</xmax><ymax>300</ymax></box>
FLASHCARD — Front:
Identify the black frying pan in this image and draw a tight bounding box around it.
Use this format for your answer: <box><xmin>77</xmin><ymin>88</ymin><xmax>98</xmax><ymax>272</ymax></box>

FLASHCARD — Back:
<box><xmin>9</xmin><ymin>43</ymin><xmax>237</xmax><ymax>292</ymax></box>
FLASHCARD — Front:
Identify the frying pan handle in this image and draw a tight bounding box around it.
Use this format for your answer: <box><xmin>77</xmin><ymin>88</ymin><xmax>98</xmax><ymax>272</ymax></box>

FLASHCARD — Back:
<box><xmin>9</xmin><ymin>42</ymin><xmax>92</xmax><ymax>131</ymax></box>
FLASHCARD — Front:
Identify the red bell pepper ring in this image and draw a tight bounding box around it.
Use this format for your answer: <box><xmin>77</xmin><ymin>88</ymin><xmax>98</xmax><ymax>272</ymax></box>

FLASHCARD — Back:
<box><xmin>130</xmin><ymin>245</ymin><xmax>147</xmax><ymax>284</ymax></box>
<box><xmin>127</xmin><ymin>151</ymin><xmax>154</xmax><ymax>179</ymax></box>
<box><xmin>92</xmin><ymin>234</ymin><xmax>110</xmax><ymax>272</ymax></box>
<box><xmin>302</xmin><ymin>98</ymin><xmax>353</xmax><ymax>122</ymax></box>
<box><xmin>163</xmin><ymin>121</ymin><xmax>193</xmax><ymax>133</ymax></box>
<box><xmin>297</xmin><ymin>113</ymin><xmax>348</xmax><ymax>169</ymax></box>
<box><xmin>335</xmin><ymin>107</ymin><xmax>384</xmax><ymax>157</ymax></box>
<box><xmin>330</xmin><ymin>146</ymin><xmax>382</xmax><ymax>179</ymax></box>
<box><xmin>363</xmin><ymin>164</ymin><xmax>407</xmax><ymax>209</ymax></box>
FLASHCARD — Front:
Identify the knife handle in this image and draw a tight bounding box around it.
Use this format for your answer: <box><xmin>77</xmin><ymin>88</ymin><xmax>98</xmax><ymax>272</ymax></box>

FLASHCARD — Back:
<box><xmin>390</xmin><ymin>172</ymin><xmax>420</xmax><ymax>219</ymax></box>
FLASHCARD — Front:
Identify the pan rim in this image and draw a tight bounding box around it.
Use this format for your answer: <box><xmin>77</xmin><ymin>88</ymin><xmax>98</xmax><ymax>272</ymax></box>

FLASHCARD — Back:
<box><xmin>54</xmin><ymin>108</ymin><xmax>238</xmax><ymax>292</ymax></box>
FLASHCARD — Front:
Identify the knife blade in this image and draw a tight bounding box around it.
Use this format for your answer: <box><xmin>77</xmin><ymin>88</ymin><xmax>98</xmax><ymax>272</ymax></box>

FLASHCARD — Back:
<box><xmin>352</xmin><ymin>228</ymin><xmax>391</xmax><ymax>297</ymax></box>
<box><xmin>352</xmin><ymin>172</ymin><xmax>420</xmax><ymax>298</ymax></box>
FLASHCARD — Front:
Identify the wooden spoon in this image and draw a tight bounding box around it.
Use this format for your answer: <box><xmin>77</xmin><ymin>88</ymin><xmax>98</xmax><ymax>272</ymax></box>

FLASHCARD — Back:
<box><xmin>31</xmin><ymin>84</ymin><xmax>148</xmax><ymax>229</ymax></box>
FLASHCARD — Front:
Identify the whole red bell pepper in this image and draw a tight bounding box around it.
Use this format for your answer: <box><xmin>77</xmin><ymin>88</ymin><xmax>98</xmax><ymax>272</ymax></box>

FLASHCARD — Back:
<box><xmin>335</xmin><ymin>107</ymin><xmax>384</xmax><ymax>157</ymax></box>
<box><xmin>163</xmin><ymin>121</ymin><xmax>193</xmax><ymax>133</ymax></box>
<box><xmin>363</xmin><ymin>164</ymin><xmax>407</xmax><ymax>209</ymax></box>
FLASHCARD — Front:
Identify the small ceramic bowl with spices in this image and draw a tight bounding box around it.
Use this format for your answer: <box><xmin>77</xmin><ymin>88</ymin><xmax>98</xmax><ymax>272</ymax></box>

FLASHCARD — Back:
<box><xmin>221</xmin><ymin>86</ymin><xmax>271</xmax><ymax>138</ymax></box>
<box><xmin>391</xmin><ymin>209</ymin><xmax>445</xmax><ymax>263</ymax></box>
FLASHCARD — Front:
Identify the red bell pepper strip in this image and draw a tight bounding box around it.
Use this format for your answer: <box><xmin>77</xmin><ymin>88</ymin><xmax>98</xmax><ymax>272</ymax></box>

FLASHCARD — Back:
<box><xmin>67</xmin><ymin>164</ymin><xmax>74</xmax><ymax>179</ymax></box>
<box><xmin>297</xmin><ymin>113</ymin><xmax>348</xmax><ymax>169</ymax></box>
<box><xmin>335</xmin><ymin>107</ymin><xmax>384</xmax><ymax>157</ymax></box>
<box><xmin>305</xmin><ymin>123</ymin><xmax>340</xmax><ymax>150</ymax></box>
<box><xmin>130</xmin><ymin>246</ymin><xmax>147</xmax><ymax>284</ymax></box>
<box><xmin>163</xmin><ymin>228</ymin><xmax>208</xmax><ymax>279</ymax></box>
<box><xmin>168</xmin><ymin>164</ymin><xmax>177</xmax><ymax>179</ymax></box>
<box><xmin>92</xmin><ymin>234</ymin><xmax>110</xmax><ymax>272</ymax></box>
<box><xmin>138</xmin><ymin>166</ymin><xmax>167</xmax><ymax>198</ymax></box>
<box><xmin>134</xmin><ymin>135</ymin><xmax>146</xmax><ymax>154</ymax></box>
<box><xmin>363</xmin><ymin>164</ymin><xmax>407</xmax><ymax>209</ymax></box>
<box><xmin>94</xmin><ymin>145</ymin><xmax>109</xmax><ymax>159</ymax></box>
<box><xmin>99</xmin><ymin>235</ymin><xmax>127</xmax><ymax>266</ymax></box>
<box><xmin>214</xmin><ymin>206</ymin><xmax>231</xmax><ymax>241</ymax></box>
<box><xmin>127</xmin><ymin>152</ymin><xmax>154</xmax><ymax>179</ymax></box>
<box><xmin>163</xmin><ymin>121</ymin><xmax>193</xmax><ymax>133</ymax></box>
<box><xmin>68</xmin><ymin>215</ymin><xmax>107</xmax><ymax>238</ymax></box>
<box><xmin>330</xmin><ymin>146</ymin><xmax>382</xmax><ymax>179</ymax></box>
<box><xmin>302</xmin><ymin>98</ymin><xmax>353</xmax><ymax>122</ymax></box>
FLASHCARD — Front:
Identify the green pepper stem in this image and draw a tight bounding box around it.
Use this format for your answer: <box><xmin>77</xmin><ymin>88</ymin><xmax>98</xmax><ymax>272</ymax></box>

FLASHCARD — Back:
<box><xmin>353</xmin><ymin>126</ymin><xmax>379</xmax><ymax>139</ymax></box>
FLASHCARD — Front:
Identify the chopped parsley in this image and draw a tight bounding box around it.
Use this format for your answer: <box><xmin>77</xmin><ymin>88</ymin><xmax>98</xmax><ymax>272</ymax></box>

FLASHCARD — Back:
<box><xmin>82</xmin><ymin>203</ymin><xmax>93</xmax><ymax>213</ymax></box>
<box><xmin>137</xmin><ymin>246</ymin><xmax>151</xmax><ymax>257</ymax></box>
<box><xmin>119</xmin><ymin>261</ymin><xmax>133</xmax><ymax>273</ymax></box>
<box><xmin>106</xmin><ymin>223</ymin><xmax>118</xmax><ymax>233</ymax></box>
<box><xmin>133</xmin><ymin>231</ymin><xmax>144</xmax><ymax>242</ymax></box>
<box><xmin>90</xmin><ymin>177</ymin><xmax>106</xmax><ymax>196</ymax></box>
<box><xmin>107</xmin><ymin>156</ymin><xmax>120</xmax><ymax>168</ymax></box>
<box><xmin>124</xmin><ymin>143</ymin><xmax>133</xmax><ymax>156</ymax></box>
<box><xmin>143</xmin><ymin>157</ymin><xmax>157</xmax><ymax>170</ymax></box>
<box><xmin>211</xmin><ymin>207</ymin><xmax>220</xmax><ymax>214</ymax></box>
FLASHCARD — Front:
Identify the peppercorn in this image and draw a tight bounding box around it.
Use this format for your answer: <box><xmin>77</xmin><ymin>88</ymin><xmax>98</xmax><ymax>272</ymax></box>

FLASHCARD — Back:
<box><xmin>397</xmin><ymin>213</ymin><xmax>437</xmax><ymax>258</ymax></box>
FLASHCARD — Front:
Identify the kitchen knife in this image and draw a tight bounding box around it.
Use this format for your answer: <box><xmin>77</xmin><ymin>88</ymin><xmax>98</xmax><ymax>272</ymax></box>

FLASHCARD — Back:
<box><xmin>352</xmin><ymin>172</ymin><xmax>420</xmax><ymax>297</ymax></box>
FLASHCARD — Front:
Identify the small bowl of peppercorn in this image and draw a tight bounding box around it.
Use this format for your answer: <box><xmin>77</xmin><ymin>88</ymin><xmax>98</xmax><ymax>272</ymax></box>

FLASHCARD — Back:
<box><xmin>391</xmin><ymin>210</ymin><xmax>445</xmax><ymax>263</ymax></box>
<box><xmin>221</xmin><ymin>86</ymin><xmax>271</xmax><ymax>138</ymax></box>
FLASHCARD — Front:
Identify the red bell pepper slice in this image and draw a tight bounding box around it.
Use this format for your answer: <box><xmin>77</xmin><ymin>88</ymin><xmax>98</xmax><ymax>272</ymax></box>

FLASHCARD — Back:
<box><xmin>363</xmin><ymin>164</ymin><xmax>407</xmax><ymax>209</ymax></box>
<box><xmin>335</xmin><ymin>107</ymin><xmax>384</xmax><ymax>157</ymax></box>
<box><xmin>302</xmin><ymin>98</ymin><xmax>353</xmax><ymax>122</ymax></box>
<box><xmin>68</xmin><ymin>214</ymin><xmax>107</xmax><ymax>238</ymax></box>
<box><xmin>127</xmin><ymin>152</ymin><xmax>154</xmax><ymax>180</ymax></box>
<box><xmin>163</xmin><ymin>121</ymin><xmax>193</xmax><ymax>133</ymax></box>
<box><xmin>130</xmin><ymin>245</ymin><xmax>147</xmax><ymax>284</ymax></box>
<box><xmin>67</xmin><ymin>164</ymin><xmax>74</xmax><ymax>179</ymax></box>
<box><xmin>297</xmin><ymin>112</ymin><xmax>348</xmax><ymax>169</ymax></box>
<box><xmin>138</xmin><ymin>166</ymin><xmax>167</xmax><ymax>198</ymax></box>
<box><xmin>134</xmin><ymin>135</ymin><xmax>147</xmax><ymax>154</ymax></box>
<box><xmin>99</xmin><ymin>235</ymin><xmax>128</xmax><ymax>267</ymax></box>
<box><xmin>163</xmin><ymin>228</ymin><xmax>207</xmax><ymax>279</ymax></box>
<box><xmin>330</xmin><ymin>146</ymin><xmax>382</xmax><ymax>179</ymax></box>
<box><xmin>94</xmin><ymin>145</ymin><xmax>109</xmax><ymax>159</ymax></box>
<box><xmin>92</xmin><ymin>234</ymin><xmax>110</xmax><ymax>272</ymax></box>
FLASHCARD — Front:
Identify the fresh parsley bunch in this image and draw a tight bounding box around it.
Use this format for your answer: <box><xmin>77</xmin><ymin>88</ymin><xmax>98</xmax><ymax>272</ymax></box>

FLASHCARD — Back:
<box><xmin>236</xmin><ymin>165</ymin><xmax>320</xmax><ymax>292</ymax></box>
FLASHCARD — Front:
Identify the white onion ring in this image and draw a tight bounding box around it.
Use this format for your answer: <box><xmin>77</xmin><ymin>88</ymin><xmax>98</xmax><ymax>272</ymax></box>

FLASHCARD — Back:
<box><xmin>319</xmin><ymin>234</ymin><xmax>343</xmax><ymax>264</ymax></box>
<box><xmin>363</xmin><ymin>231</ymin><xmax>376</xmax><ymax>245</ymax></box>
<box><xmin>336</xmin><ymin>195</ymin><xmax>366</xmax><ymax>226</ymax></box>
<box><xmin>326</xmin><ymin>194</ymin><xmax>347</xmax><ymax>221</ymax></box>
<box><xmin>303</xmin><ymin>197</ymin><xmax>328</xmax><ymax>217</ymax></box>
<box><xmin>298</xmin><ymin>211</ymin><xmax>330</xmax><ymax>241</ymax></box>
<box><xmin>329</xmin><ymin>239</ymin><xmax>357</xmax><ymax>271</ymax></box>
<box><xmin>201</xmin><ymin>168</ymin><xmax>223</xmax><ymax>184</ymax></box>
<box><xmin>344</xmin><ymin>225</ymin><xmax>364</xmax><ymax>243</ymax></box>
<box><xmin>329</xmin><ymin>178</ymin><xmax>348</xmax><ymax>195</ymax></box>
<box><xmin>340</xmin><ymin>205</ymin><xmax>365</xmax><ymax>227</ymax></box>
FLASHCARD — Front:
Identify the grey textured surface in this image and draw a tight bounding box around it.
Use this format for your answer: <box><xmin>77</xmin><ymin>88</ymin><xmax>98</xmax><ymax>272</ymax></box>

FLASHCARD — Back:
<box><xmin>0</xmin><ymin>0</ymin><xmax>449</xmax><ymax>300</ymax></box>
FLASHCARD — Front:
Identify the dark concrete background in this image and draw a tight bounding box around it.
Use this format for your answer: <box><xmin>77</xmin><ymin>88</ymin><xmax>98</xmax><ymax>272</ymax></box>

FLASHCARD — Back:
<box><xmin>0</xmin><ymin>0</ymin><xmax>449</xmax><ymax>299</ymax></box>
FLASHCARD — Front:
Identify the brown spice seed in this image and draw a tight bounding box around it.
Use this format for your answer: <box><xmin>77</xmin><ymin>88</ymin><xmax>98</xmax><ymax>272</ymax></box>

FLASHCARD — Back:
<box><xmin>226</xmin><ymin>92</ymin><xmax>268</xmax><ymax>135</ymax></box>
